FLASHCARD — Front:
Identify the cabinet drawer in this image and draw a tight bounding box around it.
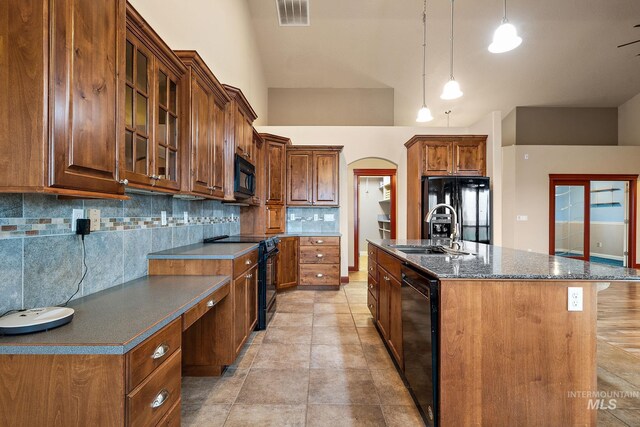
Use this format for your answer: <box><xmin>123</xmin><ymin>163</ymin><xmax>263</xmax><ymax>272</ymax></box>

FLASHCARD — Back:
<box><xmin>299</xmin><ymin>236</ymin><xmax>340</xmax><ymax>246</ymax></box>
<box><xmin>368</xmin><ymin>289</ymin><xmax>377</xmax><ymax>318</ymax></box>
<box><xmin>367</xmin><ymin>274</ymin><xmax>378</xmax><ymax>298</ymax></box>
<box><xmin>367</xmin><ymin>244</ymin><xmax>378</xmax><ymax>262</ymax></box>
<box><xmin>233</xmin><ymin>249</ymin><xmax>259</xmax><ymax>278</ymax></box>
<box><xmin>183</xmin><ymin>282</ymin><xmax>230</xmax><ymax>331</ymax></box>
<box><xmin>377</xmin><ymin>251</ymin><xmax>402</xmax><ymax>282</ymax></box>
<box><xmin>157</xmin><ymin>399</ymin><xmax>181</xmax><ymax>427</ymax></box>
<box><xmin>127</xmin><ymin>349</ymin><xmax>181</xmax><ymax>427</ymax></box>
<box><xmin>299</xmin><ymin>264</ymin><xmax>340</xmax><ymax>286</ymax></box>
<box><xmin>126</xmin><ymin>318</ymin><xmax>181</xmax><ymax>392</ymax></box>
<box><xmin>299</xmin><ymin>245</ymin><xmax>340</xmax><ymax>264</ymax></box>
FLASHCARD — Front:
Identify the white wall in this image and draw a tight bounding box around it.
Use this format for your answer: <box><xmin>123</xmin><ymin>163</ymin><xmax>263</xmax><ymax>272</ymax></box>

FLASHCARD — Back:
<box><xmin>129</xmin><ymin>0</ymin><xmax>268</xmax><ymax>124</ymax></box>
<box><xmin>619</xmin><ymin>92</ymin><xmax>640</xmax><ymax>146</ymax></box>
<box><xmin>256</xmin><ymin>126</ymin><xmax>470</xmax><ymax>277</ymax></box>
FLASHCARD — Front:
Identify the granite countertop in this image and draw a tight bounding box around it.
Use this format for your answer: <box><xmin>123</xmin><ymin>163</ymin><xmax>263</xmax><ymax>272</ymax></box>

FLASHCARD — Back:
<box><xmin>368</xmin><ymin>239</ymin><xmax>640</xmax><ymax>281</ymax></box>
<box><xmin>147</xmin><ymin>242</ymin><xmax>259</xmax><ymax>260</ymax></box>
<box><xmin>0</xmin><ymin>275</ymin><xmax>230</xmax><ymax>355</ymax></box>
<box><xmin>277</xmin><ymin>232</ymin><xmax>342</xmax><ymax>237</ymax></box>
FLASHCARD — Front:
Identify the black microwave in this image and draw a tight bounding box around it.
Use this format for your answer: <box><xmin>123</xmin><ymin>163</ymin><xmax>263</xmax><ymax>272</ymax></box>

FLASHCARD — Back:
<box><xmin>234</xmin><ymin>154</ymin><xmax>255</xmax><ymax>198</ymax></box>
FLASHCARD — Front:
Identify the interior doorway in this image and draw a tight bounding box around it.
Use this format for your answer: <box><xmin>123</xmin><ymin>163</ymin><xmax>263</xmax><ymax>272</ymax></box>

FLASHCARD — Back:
<box><xmin>352</xmin><ymin>168</ymin><xmax>397</xmax><ymax>272</ymax></box>
<box><xmin>549</xmin><ymin>174</ymin><xmax>638</xmax><ymax>267</ymax></box>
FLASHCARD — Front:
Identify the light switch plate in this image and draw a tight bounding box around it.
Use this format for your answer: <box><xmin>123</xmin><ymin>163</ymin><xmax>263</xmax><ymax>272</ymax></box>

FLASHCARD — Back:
<box><xmin>324</xmin><ymin>214</ymin><xmax>335</xmax><ymax>222</ymax></box>
<box><xmin>516</xmin><ymin>215</ymin><xmax>528</xmax><ymax>221</ymax></box>
<box><xmin>290</xmin><ymin>214</ymin><xmax>295</xmax><ymax>221</ymax></box>
<box><xmin>161</xmin><ymin>211</ymin><xmax>167</xmax><ymax>226</ymax></box>
<box><xmin>568</xmin><ymin>287</ymin><xmax>583</xmax><ymax>312</ymax></box>
<box><xmin>88</xmin><ymin>209</ymin><xmax>100</xmax><ymax>231</ymax></box>
<box><xmin>313</xmin><ymin>214</ymin><xmax>319</xmax><ymax>221</ymax></box>
<box><xmin>71</xmin><ymin>209</ymin><xmax>84</xmax><ymax>232</ymax></box>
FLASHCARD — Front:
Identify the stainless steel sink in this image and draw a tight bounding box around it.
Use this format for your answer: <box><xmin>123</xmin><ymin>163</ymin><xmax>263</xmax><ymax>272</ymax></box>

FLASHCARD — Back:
<box><xmin>386</xmin><ymin>244</ymin><xmax>474</xmax><ymax>256</ymax></box>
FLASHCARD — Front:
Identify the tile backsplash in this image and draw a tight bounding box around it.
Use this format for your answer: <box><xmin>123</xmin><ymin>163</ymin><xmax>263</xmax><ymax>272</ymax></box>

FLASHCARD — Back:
<box><xmin>286</xmin><ymin>207</ymin><xmax>340</xmax><ymax>233</ymax></box>
<box><xmin>0</xmin><ymin>193</ymin><xmax>240</xmax><ymax>313</ymax></box>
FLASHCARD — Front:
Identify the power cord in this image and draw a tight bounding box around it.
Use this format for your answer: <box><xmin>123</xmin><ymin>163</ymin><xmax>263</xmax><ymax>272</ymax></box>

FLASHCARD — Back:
<box><xmin>60</xmin><ymin>235</ymin><xmax>88</xmax><ymax>307</ymax></box>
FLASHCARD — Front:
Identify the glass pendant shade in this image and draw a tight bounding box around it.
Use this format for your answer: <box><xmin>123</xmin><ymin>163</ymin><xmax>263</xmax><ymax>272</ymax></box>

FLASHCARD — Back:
<box><xmin>440</xmin><ymin>78</ymin><xmax>463</xmax><ymax>100</ymax></box>
<box><xmin>416</xmin><ymin>105</ymin><xmax>434</xmax><ymax>122</ymax></box>
<box><xmin>488</xmin><ymin>22</ymin><xmax>522</xmax><ymax>53</ymax></box>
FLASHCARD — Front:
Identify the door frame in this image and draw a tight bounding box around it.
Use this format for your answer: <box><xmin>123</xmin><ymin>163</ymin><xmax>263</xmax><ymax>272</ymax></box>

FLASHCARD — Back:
<box><xmin>351</xmin><ymin>169</ymin><xmax>397</xmax><ymax>272</ymax></box>
<box><xmin>549</xmin><ymin>174</ymin><xmax>638</xmax><ymax>267</ymax></box>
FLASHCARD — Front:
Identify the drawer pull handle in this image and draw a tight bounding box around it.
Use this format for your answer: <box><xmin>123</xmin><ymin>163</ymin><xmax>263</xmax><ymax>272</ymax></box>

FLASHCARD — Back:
<box><xmin>246</xmin><ymin>273</ymin><xmax>253</xmax><ymax>279</ymax></box>
<box><xmin>315</xmin><ymin>240</ymin><xmax>324</xmax><ymax>244</ymax></box>
<box><xmin>316</xmin><ymin>273</ymin><xmax>324</xmax><ymax>278</ymax></box>
<box><xmin>207</xmin><ymin>299</ymin><xmax>215</xmax><ymax>308</ymax></box>
<box><xmin>150</xmin><ymin>389</ymin><xmax>170</xmax><ymax>409</ymax></box>
<box><xmin>245</xmin><ymin>259</ymin><xmax>252</xmax><ymax>265</ymax></box>
<box><xmin>316</xmin><ymin>254</ymin><xmax>324</xmax><ymax>258</ymax></box>
<box><xmin>151</xmin><ymin>344</ymin><xmax>169</xmax><ymax>360</ymax></box>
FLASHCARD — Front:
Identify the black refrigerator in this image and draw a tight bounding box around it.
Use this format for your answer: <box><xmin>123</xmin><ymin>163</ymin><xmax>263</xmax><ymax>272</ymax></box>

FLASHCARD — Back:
<box><xmin>421</xmin><ymin>176</ymin><xmax>491</xmax><ymax>244</ymax></box>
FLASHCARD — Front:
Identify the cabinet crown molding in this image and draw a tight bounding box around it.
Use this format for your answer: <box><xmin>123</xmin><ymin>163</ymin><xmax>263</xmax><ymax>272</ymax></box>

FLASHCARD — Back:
<box><xmin>175</xmin><ymin>51</ymin><xmax>231</xmax><ymax>106</ymax></box>
<box><xmin>223</xmin><ymin>84</ymin><xmax>258</xmax><ymax>122</ymax></box>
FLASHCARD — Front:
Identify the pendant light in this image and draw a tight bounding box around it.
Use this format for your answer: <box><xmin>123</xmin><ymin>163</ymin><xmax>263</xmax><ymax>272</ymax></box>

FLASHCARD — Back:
<box><xmin>488</xmin><ymin>0</ymin><xmax>522</xmax><ymax>53</ymax></box>
<box><xmin>440</xmin><ymin>0</ymin><xmax>463</xmax><ymax>100</ymax></box>
<box><xmin>416</xmin><ymin>0</ymin><xmax>433</xmax><ymax>122</ymax></box>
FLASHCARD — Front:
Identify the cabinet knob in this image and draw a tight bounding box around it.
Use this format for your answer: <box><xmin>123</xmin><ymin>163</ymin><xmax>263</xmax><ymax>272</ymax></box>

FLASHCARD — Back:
<box><xmin>245</xmin><ymin>259</ymin><xmax>252</xmax><ymax>265</ymax></box>
<box><xmin>384</xmin><ymin>276</ymin><xmax>390</xmax><ymax>281</ymax></box>
<box><xmin>119</xmin><ymin>179</ymin><xmax>129</xmax><ymax>186</ymax></box>
<box><xmin>315</xmin><ymin>240</ymin><xmax>324</xmax><ymax>244</ymax></box>
<box><xmin>150</xmin><ymin>389</ymin><xmax>170</xmax><ymax>409</ymax></box>
<box><xmin>316</xmin><ymin>273</ymin><xmax>324</xmax><ymax>278</ymax></box>
<box><xmin>316</xmin><ymin>254</ymin><xmax>324</xmax><ymax>258</ymax></box>
<box><xmin>368</xmin><ymin>283</ymin><xmax>373</xmax><ymax>289</ymax></box>
<box><xmin>246</xmin><ymin>273</ymin><xmax>253</xmax><ymax>279</ymax></box>
<box><xmin>368</xmin><ymin>304</ymin><xmax>374</xmax><ymax>309</ymax></box>
<box><xmin>150</xmin><ymin>343</ymin><xmax>169</xmax><ymax>360</ymax></box>
<box><xmin>206</xmin><ymin>299</ymin><xmax>215</xmax><ymax>308</ymax></box>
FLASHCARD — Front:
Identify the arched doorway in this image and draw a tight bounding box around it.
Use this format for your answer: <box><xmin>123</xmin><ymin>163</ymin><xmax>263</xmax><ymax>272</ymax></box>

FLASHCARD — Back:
<box><xmin>348</xmin><ymin>158</ymin><xmax>397</xmax><ymax>273</ymax></box>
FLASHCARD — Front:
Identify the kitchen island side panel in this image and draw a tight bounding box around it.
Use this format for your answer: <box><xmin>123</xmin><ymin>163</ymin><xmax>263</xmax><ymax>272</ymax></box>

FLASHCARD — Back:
<box><xmin>438</xmin><ymin>279</ymin><xmax>597</xmax><ymax>426</ymax></box>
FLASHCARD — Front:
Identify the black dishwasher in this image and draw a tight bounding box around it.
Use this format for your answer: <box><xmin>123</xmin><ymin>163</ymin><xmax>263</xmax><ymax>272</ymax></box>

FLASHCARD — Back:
<box><xmin>401</xmin><ymin>263</ymin><xmax>439</xmax><ymax>426</ymax></box>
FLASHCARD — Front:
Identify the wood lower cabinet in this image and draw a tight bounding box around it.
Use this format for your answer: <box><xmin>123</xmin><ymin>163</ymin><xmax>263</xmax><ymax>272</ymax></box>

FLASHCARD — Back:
<box><xmin>287</xmin><ymin>146</ymin><xmax>343</xmax><ymax>207</ymax></box>
<box><xmin>298</xmin><ymin>236</ymin><xmax>341</xmax><ymax>288</ymax></box>
<box><xmin>176</xmin><ymin>51</ymin><xmax>230</xmax><ymax>198</ymax></box>
<box><xmin>233</xmin><ymin>260</ymin><xmax>258</xmax><ymax>356</ymax></box>
<box><xmin>121</xmin><ymin>4</ymin><xmax>185</xmax><ymax>192</ymax></box>
<box><xmin>1</xmin><ymin>0</ymin><xmax>126</xmax><ymax>197</ymax></box>
<box><xmin>277</xmin><ymin>237</ymin><xmax>299</xmax><ymax>290</ymax></box>
<box><xmin>375</xmin><ymin>250</ymin><xmax>403</xmax><ymax>369</ymax></box>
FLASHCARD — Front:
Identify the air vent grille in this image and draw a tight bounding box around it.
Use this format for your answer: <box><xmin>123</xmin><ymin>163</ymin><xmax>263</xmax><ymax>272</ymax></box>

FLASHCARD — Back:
<box><xmin>276</xmin><ymin>0</ymin><xmax>310</xmax><ymax>26</ymax></box>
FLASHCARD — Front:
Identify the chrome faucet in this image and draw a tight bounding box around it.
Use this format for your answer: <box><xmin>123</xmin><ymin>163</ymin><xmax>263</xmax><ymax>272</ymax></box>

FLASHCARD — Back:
<box><xmin>425</xmin><ymin>203</ymin><xmax>461</xmax><ymax>250</ymax></box>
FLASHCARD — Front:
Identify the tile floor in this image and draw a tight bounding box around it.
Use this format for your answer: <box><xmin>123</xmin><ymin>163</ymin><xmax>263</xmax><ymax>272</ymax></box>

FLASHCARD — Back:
<box><xmin>181</xmin><ymin>279</ymin><xmax>425</xmax><ymax>426</ymax></box>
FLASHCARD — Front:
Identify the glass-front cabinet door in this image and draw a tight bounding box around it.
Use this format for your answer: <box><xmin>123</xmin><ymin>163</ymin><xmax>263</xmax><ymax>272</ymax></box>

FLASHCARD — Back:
<box><xmin>550</xmin><ymin>181</ymin><xmax>590</xmax><ymax>261</ymax></box>
<box><xmin>122</xmin><ymin>32</ymin><xmax>181</xmax><ymax>191</ymax></box>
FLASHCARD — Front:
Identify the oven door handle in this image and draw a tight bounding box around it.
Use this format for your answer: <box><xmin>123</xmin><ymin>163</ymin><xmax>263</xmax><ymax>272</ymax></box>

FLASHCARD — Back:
<box><xmin>265</xmin><ymin>248</ymin><xmax>280</xmax><ymax>258</ymax></box>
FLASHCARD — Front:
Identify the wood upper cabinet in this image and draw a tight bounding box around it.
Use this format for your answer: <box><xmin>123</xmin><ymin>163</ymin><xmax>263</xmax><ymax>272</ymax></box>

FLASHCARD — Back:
<box><xmin>286</xmin><ymin>146</ymin><xmax>343</xmax><ymax>207</ymax></box>
<box><xmin>176</xmin><ymin>51</ymin><xmax>230</xmax><ymax>198</ymax></box>
<box><xmin>276</xmin><ymin>237</ymin><xmax>299</xmax><ymax>290</ymax></box>
<box><xmin>265</xmin><ymin>205</ymin><xmax>285</xmax><ymax>234</ymax></box>
<box><xmin>1</xmin><ymin>0</ymin><xmax>126</xmax><ymax>197</ymax></box>
<box><xmin>122</xmin><ymin>5</ymin><xmax>186</xmax><ymax>192</ymax></box>
<box><xmin>261</xmin><ymin>134</ymin><xmax>290</xmax><ymax>206</ymax></box>
<box><xmin>287</xmin><ymin>150</ymin><xmax>313</xmax><ymax>206</ymax></box>
<box><xmin>418</xmin><ymin>136</ymin><xmax>486</xmax><ymax>177</ymax></box>
<box><xmin>223</xmin><ymin>85</ymin><xmax>258</xmax><ymax>200</ymax></box>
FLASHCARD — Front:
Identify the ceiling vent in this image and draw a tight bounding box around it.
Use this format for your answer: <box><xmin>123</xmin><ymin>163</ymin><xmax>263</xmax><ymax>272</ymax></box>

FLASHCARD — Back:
<box><xmin>276</xmin><ymin>0</ymin><xmax>310</xmax><ymax>26</ymax></box>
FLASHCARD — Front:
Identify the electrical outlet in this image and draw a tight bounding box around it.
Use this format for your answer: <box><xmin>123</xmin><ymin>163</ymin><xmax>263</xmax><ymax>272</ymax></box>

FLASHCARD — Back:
<box><xmin>313</xmin><ymin>214</ymin><xmax>319</xmax><ymax>221</ymax></box>
<box><xmin>324</xmin><ymin>214</ymin><xmax>335</xmax><ymax>222</ymax></box>
<box><xmin>71</xmin><ymin>209</ymin><xmax>84</xmax><ymax>232</ymax></box>
<box><xmin>597</xmin><ymin>242</ymin><xmax>603</xmax><ymax>248</ymax></box>
<box><xmin>183</xmin><ymin>211</ymin><xmax>188</xmax><ymax>224</ymax></box>
<box><xmin>524</xmin><ymin>153</ymin><xmax>529</xmax><ymax>160</ymax></box>
<box><xmin>290</xmin><ymin>214</ymin><xmax>295</xmax><ymax>221</ymax></box>
<box><xmin>88</xmin><ymin>209</ymin><xmax>100</xmax><ymax>231</ymax></box>
<box><xmin>516</xmin><ymin>215</ymin><xmax>528</xmax><ymax>221</ymax></box>
<box><xmin>161</xmin><ymin>211</ymin><xmax>167</xmax><ymax>226</ymax></box>
<box><xmin>568</xmin><ymin>287</ymin><xmax>583</xmax><ymax>312</ymax></box>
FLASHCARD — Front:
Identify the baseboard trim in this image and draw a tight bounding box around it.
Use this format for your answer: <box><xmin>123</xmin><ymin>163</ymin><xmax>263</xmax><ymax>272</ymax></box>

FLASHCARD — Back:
<box><xmin>348</xmin><ymin>266</ymin><xmax>358</xmax><ymax>272</ymax></box>
<box><xmin>341</xmin><ymin>276</ymin><xmax>349</xmax><ymax>284</ymax></box>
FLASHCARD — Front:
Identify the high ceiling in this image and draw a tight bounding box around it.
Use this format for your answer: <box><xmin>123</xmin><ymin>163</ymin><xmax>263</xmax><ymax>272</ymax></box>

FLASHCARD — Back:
<box><xmin>247</xmin><ymin>0</ymin><xmax>640</xmax><ymax>127</ymax></box>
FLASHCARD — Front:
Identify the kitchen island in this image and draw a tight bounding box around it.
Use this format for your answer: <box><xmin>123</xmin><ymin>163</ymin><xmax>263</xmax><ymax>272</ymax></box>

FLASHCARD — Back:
<box><xmin>367</xmin><ymin>238</ymin><xmax>640</xmax><ymax>427</ymax></box>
